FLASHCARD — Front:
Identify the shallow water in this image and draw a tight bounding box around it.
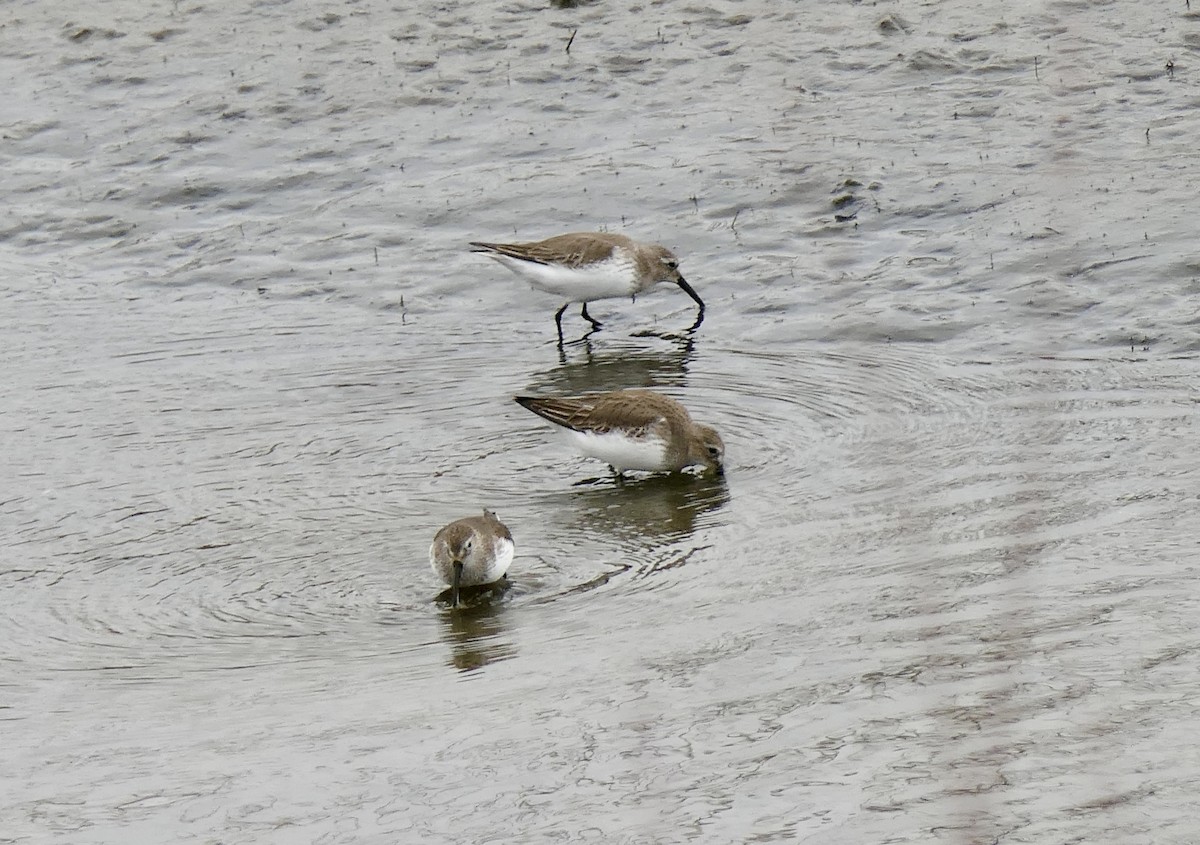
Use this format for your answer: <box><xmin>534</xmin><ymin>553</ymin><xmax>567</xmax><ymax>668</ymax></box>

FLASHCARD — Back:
<box><xmin>4</xmin><ymin>0</ymin><xmax>1200</xmax><ymax>842</ymax></box>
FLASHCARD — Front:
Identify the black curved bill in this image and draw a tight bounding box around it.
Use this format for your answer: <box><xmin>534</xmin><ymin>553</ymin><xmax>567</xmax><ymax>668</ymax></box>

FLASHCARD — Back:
<box><xmin>676</xmin><ymin>276</ymin><xmax>705</xmax><ymax>330</ymax></box>
<box><xmin>451</xmin><ymin>561</ymin><xmax>463</xmax><ymax>607</ymax></box>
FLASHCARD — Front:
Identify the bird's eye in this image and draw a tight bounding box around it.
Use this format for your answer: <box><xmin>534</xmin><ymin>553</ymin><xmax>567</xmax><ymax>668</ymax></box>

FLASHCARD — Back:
<box><xmin>708</xmin><ymin>446</ymin><xmax>722</xmax><ymax>459</ymax></box>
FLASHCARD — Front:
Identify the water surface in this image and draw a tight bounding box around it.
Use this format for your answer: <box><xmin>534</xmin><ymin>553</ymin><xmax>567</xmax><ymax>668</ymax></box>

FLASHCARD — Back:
<box><xmin>4</xmin><ymin>0</ymin><xmax>1200</xmax><ymax>842</ymax></box>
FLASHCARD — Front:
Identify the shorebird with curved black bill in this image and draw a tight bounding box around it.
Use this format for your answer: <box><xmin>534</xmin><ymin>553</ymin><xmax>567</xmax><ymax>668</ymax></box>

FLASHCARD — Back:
<box><xmin>515</xmin><ymin>389</ymin><xmax>724</xmax><ymax>476</ymax></box>
<box><xmin>470</xmin><ymin>232</ymin><xmax>705</xmax><ymax>343</ymax></box>
<box><xmin>429</xmin><ymin>509</ymin><xmax>515</xmax><ymax>607</ymax></box>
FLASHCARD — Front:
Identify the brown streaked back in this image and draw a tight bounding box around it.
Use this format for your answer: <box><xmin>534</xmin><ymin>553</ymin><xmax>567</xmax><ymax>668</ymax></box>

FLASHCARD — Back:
<box><xmin>514</xmin><ymin>389</ymin><xmax>691</xmax><ymax>436</ymax></box>
<box><xmin>470</xmin><ymin>233</ymin><xmax>634</xmax><ymax>269</ymax></box>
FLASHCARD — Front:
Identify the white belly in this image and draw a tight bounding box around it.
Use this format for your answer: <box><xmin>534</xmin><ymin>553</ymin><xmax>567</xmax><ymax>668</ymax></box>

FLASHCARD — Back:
<box><xmin>566</xmin><ymin>429</ymin><xmax>669</xmax><ymax>472</ymax></box>
<box><xmin>492</xmin><ymin>254</ymin><xmax>638</xmax><ymax>301</ymax></box>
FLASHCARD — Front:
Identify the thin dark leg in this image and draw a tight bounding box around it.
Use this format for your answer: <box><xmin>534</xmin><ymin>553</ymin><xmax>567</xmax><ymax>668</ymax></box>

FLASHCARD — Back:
<box><xmin>554</xmin><ymin>302</ymin><xmax>569</xmax><ymax>344</ymax></box>
<box><xmin>580</xmin><ymin>302</ymin><xmax>603</xmax><ymax>330</ymax></box>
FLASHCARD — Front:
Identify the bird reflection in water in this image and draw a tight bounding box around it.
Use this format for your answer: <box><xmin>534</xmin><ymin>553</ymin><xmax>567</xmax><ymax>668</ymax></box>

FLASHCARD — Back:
<box><xmin>566</xmin><ymin>471</ymin><xmax>730</xmax><ymax>546</ymax></box>
<box><xmin>436</xmin><ymin>592</ymin><xmax>517</xmax><ymax>673</ymax></box>
<box><xmin>540</xmin><ymin>332</ymin><xmax>697</xmax><ymax>395</ymax></box>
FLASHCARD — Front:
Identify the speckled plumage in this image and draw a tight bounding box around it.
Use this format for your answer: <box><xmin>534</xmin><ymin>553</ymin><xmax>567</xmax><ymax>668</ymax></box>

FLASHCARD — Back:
<box><xmin>470</xmin><ymin>232</ymin><xmax>705</xmax><ymax>340</ymax></box>
<box><xmin>515</xmin><ymin>389</ymin><xmax>724</xmax><ymax>474</ymax></box>
<box><xmin>429</xmin><ymin>509</ymin><xmax>515</xmax><ymax>607</ymax></box>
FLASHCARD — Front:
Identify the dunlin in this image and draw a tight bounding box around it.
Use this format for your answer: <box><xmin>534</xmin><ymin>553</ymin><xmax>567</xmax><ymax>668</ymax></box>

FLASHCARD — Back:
<box><xmin>429</xmin><ymin>509</ymin><xmax>515</xmax><ymax>607</ymax></box>
<box><xmin>470</xmin><ymin>232</ymin><xmax>705</xmax><ymax>341</ymax></box>
<box><xmin>515</xmin><ymin>389</ymin><xmax>724</xmax><ymax>475</ymax></box>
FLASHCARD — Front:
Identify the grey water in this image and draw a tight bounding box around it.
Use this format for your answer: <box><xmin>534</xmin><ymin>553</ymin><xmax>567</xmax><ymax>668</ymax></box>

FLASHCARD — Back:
<box><xmin>4</xmin><ymin>0</ymin><xmax>1200</xmax><ymax>842</ymax></box>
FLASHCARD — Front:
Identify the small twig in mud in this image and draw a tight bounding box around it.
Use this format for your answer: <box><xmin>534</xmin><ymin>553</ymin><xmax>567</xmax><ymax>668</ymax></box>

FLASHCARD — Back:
<box><xmin>1034</xmin><ymin>55</ymin><xmax>1039</xmax><ymax>80</ymax></box>
<box><xmin>565</xmin><ymin>29</ymin><xmax>577</xmax><ymax>53</ymax></box>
